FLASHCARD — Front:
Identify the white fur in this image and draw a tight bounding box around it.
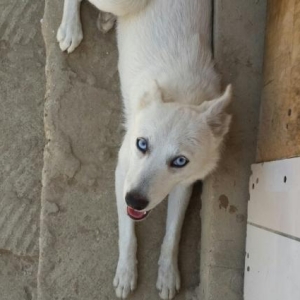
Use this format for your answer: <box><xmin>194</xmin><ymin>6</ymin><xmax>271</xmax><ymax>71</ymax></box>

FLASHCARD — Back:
<box><xmin>58</xmin><ymin>1</ymin><xmax>232</xmax><ymax>299</ymax></box>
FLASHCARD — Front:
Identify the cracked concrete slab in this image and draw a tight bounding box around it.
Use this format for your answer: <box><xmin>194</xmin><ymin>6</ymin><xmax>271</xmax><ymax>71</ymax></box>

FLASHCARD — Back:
<box><xmin>38</xmin><ymin>1</ymin><xmax>200</xmax><ymax>300</ymax></box>
<box><xmin>0</xmin><ymin>0</ymin><xmax>45</xmax><ymax>298</ymax></box>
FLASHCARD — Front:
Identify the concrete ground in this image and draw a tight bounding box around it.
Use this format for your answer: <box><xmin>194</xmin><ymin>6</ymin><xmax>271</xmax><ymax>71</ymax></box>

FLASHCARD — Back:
<box><xmin>199</xmin><ymin>1</ymin><xmax>267</xmax><ymax>299</ymax></box>
<box><xmin>0</xmin><ymin>0</ymin><xmax>266</xmax><ymax>300</ymax></box>
<box><xmin>0</xmin><ymin>0</ymin><xmax>45</xmax><ymax>299</ymax></box>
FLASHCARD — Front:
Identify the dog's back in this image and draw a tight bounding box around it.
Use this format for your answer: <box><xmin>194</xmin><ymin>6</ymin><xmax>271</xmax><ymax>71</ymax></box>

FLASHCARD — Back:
<box><xmin>117</xmin><ymin>0</ymin><xmax>220</xmax><ymax>109</ymax></box>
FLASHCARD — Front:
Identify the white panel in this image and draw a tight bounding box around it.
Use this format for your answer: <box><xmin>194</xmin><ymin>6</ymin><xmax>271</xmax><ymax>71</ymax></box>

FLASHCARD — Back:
<box><xmin>244</xmin><ymin>225</ymin><xmax>300</xmax><ymax>300</ymax></box>
<box><xmin>248</xmin><ymin>157</ymin><xmax>300</xmax><ymax>238</ymax></box>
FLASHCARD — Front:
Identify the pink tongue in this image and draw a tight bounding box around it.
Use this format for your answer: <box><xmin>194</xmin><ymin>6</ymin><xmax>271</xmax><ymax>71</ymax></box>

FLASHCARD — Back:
<box><xmin>127</xmin><ymin>206</ymin><xmax>145</xmax><ymax>219</ymax></box>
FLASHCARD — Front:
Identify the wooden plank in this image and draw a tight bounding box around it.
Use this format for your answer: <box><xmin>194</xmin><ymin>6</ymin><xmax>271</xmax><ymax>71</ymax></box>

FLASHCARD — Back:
<box><xmin>256</xmin><ymin>0</ymin><xmax>300</xmax><ymax>162</ymax></box>
<box><xmin>248</xmin><ymin>158</ymin><xmax>300</xmax><ymax>239</ymax></box>
<box><xmin>244</xmin><ymin>225</ymin><xmax>300</xmax><ymax>300</ymax></box>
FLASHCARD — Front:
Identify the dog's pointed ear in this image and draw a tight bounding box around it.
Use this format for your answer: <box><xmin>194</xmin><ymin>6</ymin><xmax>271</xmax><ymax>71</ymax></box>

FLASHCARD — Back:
<box><xmin>132</xmin><ymin>79</ymin><xmax>163</xmax><ymax>111</ymax></box>
<box><xmin>199</xmin><ymin>84</ymin><xmax>233</xmax><ymax>137</ymax></box>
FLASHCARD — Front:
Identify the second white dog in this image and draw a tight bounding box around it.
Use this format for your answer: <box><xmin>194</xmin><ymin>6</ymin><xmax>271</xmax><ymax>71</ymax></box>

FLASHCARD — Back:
<box><xmin>57</xmin><ymin>0</ymin><xmax>232</xmax><ymax>299</ymax></box>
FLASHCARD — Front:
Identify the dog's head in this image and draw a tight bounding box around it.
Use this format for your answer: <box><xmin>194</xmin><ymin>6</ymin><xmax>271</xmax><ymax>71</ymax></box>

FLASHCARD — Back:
<box><xmin>123</xmin><ymin>81</ymin><xmax>232</xmax><ymax>221</ymax></box>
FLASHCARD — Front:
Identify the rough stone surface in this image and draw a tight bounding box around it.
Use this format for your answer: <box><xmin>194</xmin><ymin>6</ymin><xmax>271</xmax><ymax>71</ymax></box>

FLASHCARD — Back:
<box><xmin>0</xmin><ymin>0</ymin><xmax>45</xmax><ymax>298</ymax></box>
<box><xmin>38</xmin><ymin>1</ymin><xmax>200</xmax><ymax>299</ymax></box>
<box><xmin>199</xmin><ymin>1</ymin><xmax>267</xmax><ymax>300</ymax></box>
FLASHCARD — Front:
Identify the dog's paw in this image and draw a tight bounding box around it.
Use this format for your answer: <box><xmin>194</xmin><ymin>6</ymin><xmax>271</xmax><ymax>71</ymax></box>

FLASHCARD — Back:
<box><xmin>97</xmin><ymin>12</ymin><xmax>116</xmax><ymax>33</ymax></box>
<box><xmin>156</xmin><ymin>260</ymin><xmax>180</xmax><ymax>299</ymax></box>
<box><xmin>113</xmin><ymin>260</ymin><xmax>137</xmax><ymax>299</ymax></box>
<box><xmin>57</xmin><ymin>18</ymin><xmax>83</xmax><ymax>53</ymax></box>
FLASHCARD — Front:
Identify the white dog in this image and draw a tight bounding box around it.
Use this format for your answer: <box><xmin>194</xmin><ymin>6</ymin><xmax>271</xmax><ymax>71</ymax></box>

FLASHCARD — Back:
<box><xmin>57</xmin><ymin>0</ymin><xmax>232</xmax><ymax>299</ymax></box>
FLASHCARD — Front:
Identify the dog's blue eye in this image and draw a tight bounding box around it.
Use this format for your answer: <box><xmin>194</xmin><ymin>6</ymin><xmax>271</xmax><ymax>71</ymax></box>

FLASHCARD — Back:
<box><xmin>137</xmin><ymin>138</ymin><xmax>148</xmax><ymax>153</ymax></box>
<box><xmin>171</xmin><ymin>156</ymin><xmax>189</xmax><ymax>168</ymax></box>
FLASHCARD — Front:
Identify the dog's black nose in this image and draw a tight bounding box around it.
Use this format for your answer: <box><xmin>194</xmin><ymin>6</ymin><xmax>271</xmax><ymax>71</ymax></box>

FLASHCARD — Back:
<box><xmin>125</xmin><ymin>192</ymin><xmax>149</xmax><ymax>211</ymax></box>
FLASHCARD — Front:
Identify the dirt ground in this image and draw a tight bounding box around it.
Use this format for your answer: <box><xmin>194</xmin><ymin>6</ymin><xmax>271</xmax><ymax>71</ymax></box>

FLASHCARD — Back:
<box><xmin>0</xmin><ymin>0</ymin><xmax>45</xmax><ymax>299</ymax></box>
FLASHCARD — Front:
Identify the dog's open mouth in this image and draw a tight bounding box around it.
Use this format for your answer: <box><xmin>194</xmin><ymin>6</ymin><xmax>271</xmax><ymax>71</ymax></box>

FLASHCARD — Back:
<box><xmin>127</xmin><ymin>206</ymin><xmax>150</xmax><ymax>221</ymax></box>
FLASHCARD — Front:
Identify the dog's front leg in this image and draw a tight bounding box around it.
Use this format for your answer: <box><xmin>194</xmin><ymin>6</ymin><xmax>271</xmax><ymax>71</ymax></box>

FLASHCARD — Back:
<box><xmin>113</xmin><ymin>160</ymin><xmax>137</xmax><ymax>299</ymax></box>
<box><xmin>57</xmin><ymin>0</ymin><xmax>83</xmax><ymax>53</ymax></box>
<box><xmin>157</xmin><ymin>184</ymin><xmax>193</xmax><ymax>300</ymax></box>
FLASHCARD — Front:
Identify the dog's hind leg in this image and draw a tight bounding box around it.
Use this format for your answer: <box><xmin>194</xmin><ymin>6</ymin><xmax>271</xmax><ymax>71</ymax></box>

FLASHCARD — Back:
<box><xmin>96</xmin><ymin>12</ymin><xmax>116</xmax><ymax>33</ymax></box>
<box><xmin>113</xmin><ymin>160</ymin><xmax>138</xmax><ymax>299</ymax></box>
<box><xmin>156</xmin><ymin>184</ymin><xmax>193</xmax><ymax>300</ymax></box>
<box><xmin>57</xmin><ymin>0</ymin><xmax>83</xmax><ymax>53</ymax></box>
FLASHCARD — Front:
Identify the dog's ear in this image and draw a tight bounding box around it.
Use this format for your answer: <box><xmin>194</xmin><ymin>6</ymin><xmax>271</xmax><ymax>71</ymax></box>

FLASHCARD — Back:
<box><xmin>131</xmin><ymin>79</ymin><xmax>163</xmax><ymax>111</ymax></box>
<box><xmin>199</xmin><ymin>84</ymin><xmax>232</xmax><ymax>137</ymax></box>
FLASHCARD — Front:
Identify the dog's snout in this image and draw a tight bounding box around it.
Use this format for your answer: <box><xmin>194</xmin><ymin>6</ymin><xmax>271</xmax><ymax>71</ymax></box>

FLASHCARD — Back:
<box><xmin>125</xmin><ymin>192</ymin><xmax>149</xmax><ymax>210</ymax></box>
